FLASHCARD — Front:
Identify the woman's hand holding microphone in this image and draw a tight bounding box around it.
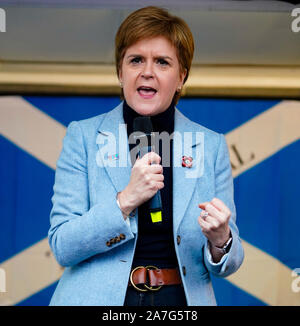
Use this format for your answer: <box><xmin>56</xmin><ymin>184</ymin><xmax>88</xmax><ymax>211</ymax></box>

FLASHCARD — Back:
<box><xmin>117</xmin><ymin>152</ymin><xmax>164</xmax><ymax>219</ymax></box>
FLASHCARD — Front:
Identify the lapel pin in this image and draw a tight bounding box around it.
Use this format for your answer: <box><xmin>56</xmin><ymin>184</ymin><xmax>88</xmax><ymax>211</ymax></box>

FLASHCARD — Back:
<box><xmin>182</xmin><ymin>156</ymin><xmax>193</xmax><ymax>168</ymax></box>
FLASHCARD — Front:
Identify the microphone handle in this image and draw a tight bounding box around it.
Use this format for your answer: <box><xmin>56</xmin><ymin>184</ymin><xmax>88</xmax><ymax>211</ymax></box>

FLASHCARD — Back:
<box><xmin>149</xmin><ymin>189</ymin><xmax>162</xmax><ymax>211</ymax></box>
<box><xmin>139</xmin><ymin>146</ymin><xmax>163</xmax><ymax>222</ymax></box>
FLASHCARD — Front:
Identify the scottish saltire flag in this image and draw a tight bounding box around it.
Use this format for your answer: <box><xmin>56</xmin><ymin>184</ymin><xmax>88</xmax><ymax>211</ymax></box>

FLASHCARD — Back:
<box><xmin>0</xmin><ymin>96</ymin><xmax>299</xmax><ymax>306</ymax></box>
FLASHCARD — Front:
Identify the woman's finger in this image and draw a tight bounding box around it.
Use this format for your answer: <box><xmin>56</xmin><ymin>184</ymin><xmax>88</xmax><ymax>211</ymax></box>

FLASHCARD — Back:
<box><xmin>151</xmin><ymin>173</ymin><xmax>164</xmax><ymax>182</ymax></box>
<box><xmin>204</xmin><ymin>203</ymin><xmax>225</xmax><ymax>221</ymax></box>
<box><xmin>204</xmin><ymin>214</ymin><xmax>221</xmax><ymax>230</ymax></box>
<box><xmin>198</xmin><ymin>215</ymin><xmax>211</xmax><ymax>230</ymax></box>
<box><xmin>148</xmin><ymin>164</ymin><xmax>163</xmax><ymax>174</ymax></box>
<box><xmin>200</xmin><ymin>209</ymin><xmax>209</xmax><ymax>220</ymax></box>
<box><xmin>211</xmin><ymin>198</ymin><xmax>231</xmax><ymax>216</ymax></box>
<box><xmin>199</xmin><ymin>211</ymin><xmax>218</xmax><ymax>230</ymax></box>
<box><xmin>198</xmin><ymin>202</ymin><xmax>209</xmax><ymax>210</ymax></box>
<box><xmin>142</xmin><ymin>151</ymin><xmax>161</xmax><ymax>165</ymax></box>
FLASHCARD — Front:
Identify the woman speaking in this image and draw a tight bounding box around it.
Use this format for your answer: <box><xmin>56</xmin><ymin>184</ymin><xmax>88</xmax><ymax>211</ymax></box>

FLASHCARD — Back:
<box><xmin>48</xmin><ymin>6</ymin><xmax>244</xmax><ymax>306</ymax></box>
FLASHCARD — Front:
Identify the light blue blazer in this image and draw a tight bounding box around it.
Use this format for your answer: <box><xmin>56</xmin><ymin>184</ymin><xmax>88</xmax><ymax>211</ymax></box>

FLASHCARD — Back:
<box><xmin>48</xmin><ymin>102</ymin><xmax>244</xmax><ymax>306</ymax></box>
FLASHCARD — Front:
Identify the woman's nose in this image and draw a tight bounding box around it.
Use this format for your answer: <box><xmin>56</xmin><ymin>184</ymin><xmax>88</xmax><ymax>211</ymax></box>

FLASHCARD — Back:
<box><xmin>141</xmin><ymin>61</ymin><xmax>154</xmax><ymax>79</ymax></box>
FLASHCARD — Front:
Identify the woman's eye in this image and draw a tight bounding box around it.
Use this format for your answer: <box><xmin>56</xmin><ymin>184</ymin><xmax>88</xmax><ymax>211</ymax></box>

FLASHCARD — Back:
<box><xmin>130</xmin><ymin>57</ymin><xmax>142</xmax><ymax>64</ymax></box>
<box><xmin>157</xmin><ymin>58</ymin><xmax>169</xmax><ymax>66</ymax></box>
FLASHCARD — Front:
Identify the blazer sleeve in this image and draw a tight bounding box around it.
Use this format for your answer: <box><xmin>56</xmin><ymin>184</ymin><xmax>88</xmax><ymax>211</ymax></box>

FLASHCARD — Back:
<box><xmin>203</xmin><ymin>133</ymin><xmax>244</xmax><ymax>277</ymax></box>
<box><xmin>48</xmin><ymin>121</ymin><xmax>135</xmax><ymax>267</ymax></box>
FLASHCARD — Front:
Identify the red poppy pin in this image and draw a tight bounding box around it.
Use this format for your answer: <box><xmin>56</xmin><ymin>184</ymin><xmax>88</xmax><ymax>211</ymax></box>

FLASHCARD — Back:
<box><xmin>182</xmin><ymin>156</ymin><xmax>193</xmax><ymax>168</ymax></box>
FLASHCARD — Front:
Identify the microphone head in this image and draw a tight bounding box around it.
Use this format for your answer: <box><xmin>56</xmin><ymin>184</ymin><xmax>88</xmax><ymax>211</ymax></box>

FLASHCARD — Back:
<box><xmin>133</xmin><ymin>116</ymin><xmax>153</xmax><ymax>134</ymax></box>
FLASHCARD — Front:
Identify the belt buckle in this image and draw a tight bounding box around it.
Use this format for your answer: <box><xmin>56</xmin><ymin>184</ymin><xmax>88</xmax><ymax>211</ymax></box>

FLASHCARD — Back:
<box><xmin>144</xmin><ymin>265</ymin><xmax>162</xmax><ymax>291</ymax></box>
<box><xmin>130</xmin><ymin>265</ymin><xmax>162</xmax><ymax>292</ymax></box>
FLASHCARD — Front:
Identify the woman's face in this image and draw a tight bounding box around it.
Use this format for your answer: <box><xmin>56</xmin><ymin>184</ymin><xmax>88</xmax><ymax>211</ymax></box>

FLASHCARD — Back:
<box><xmin>119</xmin><ymin>36</ymin><xmax>186</xmax><ymax>116</ymax></box>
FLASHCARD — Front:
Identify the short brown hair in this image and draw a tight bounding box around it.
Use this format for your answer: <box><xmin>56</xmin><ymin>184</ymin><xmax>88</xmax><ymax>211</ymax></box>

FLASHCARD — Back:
<box><xmin>115</xmin><ymin>6</ymin><xmax>194</xmax><ymax>104</ymax></box>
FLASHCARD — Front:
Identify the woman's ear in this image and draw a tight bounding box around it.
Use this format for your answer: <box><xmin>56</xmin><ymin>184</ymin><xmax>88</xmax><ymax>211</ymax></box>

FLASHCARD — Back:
<box><xmin>118</xmin><ymin>71</ymin><xmax>123</xmax><ymax>88</ymax></box>
<box><xmin>179</xmin><ymin>68</ymin><xmax>187</xmax><ymax>88</ymax></box>
<box><xmin>118</xmin><ymin>64</ymin><xmax>123</xmax><ymax>84</ymax></box>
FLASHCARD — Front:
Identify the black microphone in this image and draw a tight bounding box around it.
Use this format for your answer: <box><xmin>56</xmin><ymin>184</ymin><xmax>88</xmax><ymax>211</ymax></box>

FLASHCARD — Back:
<box><xmin>133</xmin><ymin>117</ymin><xmax>162</xmax><ymax>223</ymax></box>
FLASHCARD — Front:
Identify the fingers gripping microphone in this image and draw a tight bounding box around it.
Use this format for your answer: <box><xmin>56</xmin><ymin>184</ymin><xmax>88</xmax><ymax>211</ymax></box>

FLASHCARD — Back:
<box><xmin>133</xmin><ymin>117</ymin><xmax>162</xmax><ymax>223</ymax></box>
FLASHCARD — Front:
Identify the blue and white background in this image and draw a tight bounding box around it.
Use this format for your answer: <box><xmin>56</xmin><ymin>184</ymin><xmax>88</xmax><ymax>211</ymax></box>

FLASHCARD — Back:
<box><xmin>0</xmin><ymin>95</ymin><xmax>299</xmax><ymax>306</ymax></box>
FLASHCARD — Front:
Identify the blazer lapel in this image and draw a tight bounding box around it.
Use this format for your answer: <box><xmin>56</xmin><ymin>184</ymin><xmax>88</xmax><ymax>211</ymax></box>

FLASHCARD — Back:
<box><xmin>96</xmin><ymin>103</ymin><xmax>132</xmax><ymax>193</ymax></box>
<box><xmin>173</xmin><ymin>109</ymin><xmax>205</xmax><ymax>233</ymax></box>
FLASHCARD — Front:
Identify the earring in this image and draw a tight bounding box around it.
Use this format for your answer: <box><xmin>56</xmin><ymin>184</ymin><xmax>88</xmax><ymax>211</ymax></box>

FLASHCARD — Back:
<box><xmin>119</xmin><ymin>81</ymin><xmax>123</xmax><ymax>88</ymax></box>
<box><xmin>177</xmin><ymin>86</ymin><xmax>182</xmax><ymax>92</ymax></box>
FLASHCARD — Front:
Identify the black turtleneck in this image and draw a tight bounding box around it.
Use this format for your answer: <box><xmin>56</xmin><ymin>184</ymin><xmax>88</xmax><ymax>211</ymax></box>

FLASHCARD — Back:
<box><xmin>123</xmin><ymin>100</ymin><xmax>178</xmax><ymax>269</ymax></box>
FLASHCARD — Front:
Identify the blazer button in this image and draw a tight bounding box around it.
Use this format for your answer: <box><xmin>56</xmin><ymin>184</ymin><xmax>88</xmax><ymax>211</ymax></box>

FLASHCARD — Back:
<box><xmin>106</xmin><ymin>240</ymin><xmax>112</xmax><ymax>247</ymax></box>
<box><xmin>119</xmin><ymin>233</ymin><xmax>126</xmax><ymax>240</ymax></box>
<box><xmin>177</xmin><ymin>235</ymin><xmax>181</xmax><ymax>245</ymax></box>
<box><xmin>182</xmin><ymin>266</ymin><xmax>186</xmax><ymax>276</ymax></box>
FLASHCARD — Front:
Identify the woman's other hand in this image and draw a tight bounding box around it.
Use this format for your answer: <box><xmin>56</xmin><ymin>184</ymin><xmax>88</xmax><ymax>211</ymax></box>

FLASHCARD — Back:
<box><xmin>198</xmin><ymin>198</ymin><xmax>231</xmax><ymax>262</ymax></box>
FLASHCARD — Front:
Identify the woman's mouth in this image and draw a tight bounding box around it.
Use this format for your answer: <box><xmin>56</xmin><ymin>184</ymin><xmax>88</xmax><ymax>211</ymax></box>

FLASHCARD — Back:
<box><xmin>137</xmin><ymin>86</ymin><xmax>157</xmax><ymax>99</ymax></box>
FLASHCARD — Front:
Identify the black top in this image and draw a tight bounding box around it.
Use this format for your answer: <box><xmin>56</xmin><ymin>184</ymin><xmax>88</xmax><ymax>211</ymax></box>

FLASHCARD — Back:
<box><xmin>123</xmin><ymin>100</ymin><xmax>178</xmax><ymax>269</ymax></box>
